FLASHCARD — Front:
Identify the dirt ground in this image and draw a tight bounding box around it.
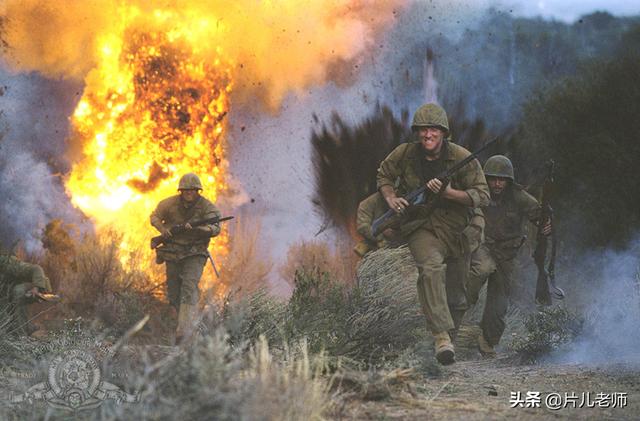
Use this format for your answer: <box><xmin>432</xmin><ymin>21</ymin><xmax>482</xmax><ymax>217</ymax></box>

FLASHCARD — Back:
<box><xmin>334</xmin><ymin>326</ymin><xmax>640</xmax><ymax>420</ymax></box>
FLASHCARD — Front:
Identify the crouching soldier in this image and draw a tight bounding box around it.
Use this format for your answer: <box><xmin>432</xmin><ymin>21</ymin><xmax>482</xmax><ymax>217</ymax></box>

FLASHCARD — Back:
<box><xmin>466</xmin><ymin>155</ymin><xmax>551</xmax><ymax>357</ymax></box>
<box><xmin>1</xmin><ymin>253</ymin><xmax>53</xmax><ymax>336</ymax></box>
<box><xmin>353</xmin><ymin>192</ymin><xmax>403</xmax><ymax>257</ymax></box>
<box><xmin>151</xmin><ymin>173</ymin><xmax>221</xmax><ymax>344</ymax></box>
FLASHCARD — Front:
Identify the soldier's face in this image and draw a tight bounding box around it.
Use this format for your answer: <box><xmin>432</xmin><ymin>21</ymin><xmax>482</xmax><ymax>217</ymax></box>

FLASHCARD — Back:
<box><xmin>417</xmin><ymin>127</ymin><xmax>445</xmax><ymax>157</ymax></box>
<box><xmin>487</xmin><ymin>177</ymin><xmax>509</xmax><ymax>196</ymax></box>
<box><xmin>180</xmin><ymin>189</ymin><xmax>200</xmax><ymax>203</ymax></box>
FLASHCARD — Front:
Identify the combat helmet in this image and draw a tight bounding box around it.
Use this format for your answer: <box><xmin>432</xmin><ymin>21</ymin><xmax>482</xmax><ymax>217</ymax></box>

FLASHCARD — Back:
<box><xmin>483</xmin><ymin>155</ymin><xmax>514</xmax><ymax>180</ymax></box>
<box><xmin>178</xmin><ymin>173</ymin><xmax>203</xmax><ymax>190</ymax></box>
<box><xmin>411</xmin><ymin>103</ymin><xmax>449</xmax><ymax>134</ymax></box>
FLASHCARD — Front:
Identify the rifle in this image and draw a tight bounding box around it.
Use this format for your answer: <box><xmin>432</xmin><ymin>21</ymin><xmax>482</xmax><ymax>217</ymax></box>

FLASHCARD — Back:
<box><xmin>532</xmin><ymin>160</ymin><xmax>565</xmax><ymax>306</ymax></box>
<box><xmin>150</xmin><ymin>216</ymin><xmax>234</xmax><ymax>249</ymax></box>
<box><xmin>25</xmin><ymin>291</ymin><xmax>61</xmax><ymax>302</ymax></box>
<box><xmin>206</xmin><ymin>250</ymin><xmax>220</xmax><ymax>278</ymax></box>
<box><xmin>371</xmin><ymin>137</ymin><xmax>499</xmax><ymax>237</ymax></box>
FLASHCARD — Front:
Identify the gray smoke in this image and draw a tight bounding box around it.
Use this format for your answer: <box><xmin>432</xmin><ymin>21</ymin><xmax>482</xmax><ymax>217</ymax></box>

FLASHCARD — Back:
<box><xmin>550</xmin><ymin>238</ymin><xmax>640</xmax><ymax>364</ymax></box>
<box><xmin>0</xmin><ymin>70</ymin><xmax>85</xmax><ymax>251</ymax></box>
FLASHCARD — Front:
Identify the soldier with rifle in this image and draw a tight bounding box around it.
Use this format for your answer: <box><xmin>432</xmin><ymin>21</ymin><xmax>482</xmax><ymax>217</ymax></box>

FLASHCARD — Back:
<box><xmin>150</xmin><ymin>173</ymin><xmax>224</xmax><ymax>344</ymax></box>
<box><xmin>1</xmin><ymin>251</ymin><xmax>56</xmax><ymax>337</ymax></box>
<box><xmin>376</xmin><ymin>103</ymin><xmax>490</xmax><ymax>365</ymax></box>
<box><xmin>465</xmin><ymin>155</ymin><xmax>556</xmax><ymax>358</ymax></box>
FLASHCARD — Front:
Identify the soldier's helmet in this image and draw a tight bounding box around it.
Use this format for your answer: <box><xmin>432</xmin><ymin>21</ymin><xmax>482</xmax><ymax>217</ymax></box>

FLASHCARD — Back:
<box><xmin>483</xmin><ymin>155</ymin><xmax>514</xmax><ymax>180</ymax></box>
<box><xmin>178</xmin><ymin>173</ymin><xmax>203</xmax><ymax>190</ymax></box>
<box><xmin>411</xmin><ymin>103</ymin><xmax>449</xmax><ymax>134</ymax></box>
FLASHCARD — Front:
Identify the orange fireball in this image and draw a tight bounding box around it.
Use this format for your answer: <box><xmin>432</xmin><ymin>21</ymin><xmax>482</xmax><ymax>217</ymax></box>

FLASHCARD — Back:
<box><xmin>66</xmin><ymin>9</ymin><xmax>232</xmax><ymax>274</ymax></box>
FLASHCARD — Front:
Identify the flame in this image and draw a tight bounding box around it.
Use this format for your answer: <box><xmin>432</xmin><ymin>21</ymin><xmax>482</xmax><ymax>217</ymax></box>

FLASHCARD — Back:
<box><xmin>1</xmin><ymin>0</ymin><xmax>404</xmax><ymax>292</ymax></box>
<box><xmin>64</xmin><ymin>7</ymin><xmax>232</xmax><ymax>283</ymax></box>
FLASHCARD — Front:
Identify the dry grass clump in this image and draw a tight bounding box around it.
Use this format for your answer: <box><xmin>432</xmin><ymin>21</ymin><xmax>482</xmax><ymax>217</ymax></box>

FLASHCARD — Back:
<box><xmin>39</xmin><ymin>226</ymin><xmax>169</xmax><ymax>337</ymax></box>
<box><xmin>221</xmin><ymin>287</ymin><xmax>287</xmax><ymax>348</ymax></box>
<box><xmin>269</xmin><ymin>246</ymin><xmax>425</xmax><ymax>366</ymax></box>
<box><xmin>108</xmin><ymin>332</ymin><xmax>331</xmax><ymax>421</ymax></box>
<box><xmin>1</xmin><ymin>323</ymin><xmax>332</xmax><ymax>420</ymax></box>
<box><xmin>216</xmin><ymin>213</ymin><xmax>272</xmax><ymax>297</ymax></box>
<box><xmin>212</xmin><ymin>246</ymin><xmax>425</xmax><ymax>368</ymax></box>
<box><xmin>279</xmin><ymin>238</ymin><xmax>357</xmax><ymax>288</ymax></box>
<box><xmin>511</xmin><ymin>306</ymin><xmax>584</xmax><ymax>363</ymax></box>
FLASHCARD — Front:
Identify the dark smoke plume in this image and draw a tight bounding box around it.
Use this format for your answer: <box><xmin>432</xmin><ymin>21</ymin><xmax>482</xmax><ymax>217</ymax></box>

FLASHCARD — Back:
<box><xmin>310</xmin><ymin>104</ymin><xmax>409</xmax><ymax>234</ymax></box>
<box><xmin>310</xmin><ymin>102</ymin><xmax>512</xmax><ymax>235</ymax></box>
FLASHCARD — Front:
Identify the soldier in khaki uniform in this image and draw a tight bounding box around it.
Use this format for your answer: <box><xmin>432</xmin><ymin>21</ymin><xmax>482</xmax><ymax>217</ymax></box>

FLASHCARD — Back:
<box><xmin>1</xmin><ymin>253</ymin><xmax>53</xmax><ymax>336</ymax></box>
<box><xmin>354</xmin><ymin>192</ymin><xmax>486</xmax><ymax>344</ymax></box>
<box><xmin>466</xmin><ymin>155</ymin><xmax>549</xmax><ymax>357</ymax></box>
<box><xmin>150</xmin><ymin>173</ymin><xmax>221</xmax><ymax>343</ymax></box>
<box><xmin>377</xmin><ymin>103</ymin><xmax>490</xmax><ymax>364</ymax></box>
<box><xmin>354</xmin><ymin>192</ymin><xmax>402</xmax><ymax>257</ymax></box>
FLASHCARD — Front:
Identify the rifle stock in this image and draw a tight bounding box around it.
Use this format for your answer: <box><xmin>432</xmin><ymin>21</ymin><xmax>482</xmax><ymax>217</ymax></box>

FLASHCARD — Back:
<box><xmin>150</xmin><ymin>216</ymin><xmax>234</xmax><ymax>249</ymax></box>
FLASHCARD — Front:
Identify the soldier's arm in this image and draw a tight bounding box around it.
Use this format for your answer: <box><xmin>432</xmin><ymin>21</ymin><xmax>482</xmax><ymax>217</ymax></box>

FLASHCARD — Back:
<box><xmin>470</xmin><ymin>207</ymin><xmax>486</xmax><ymax>232</ymax></box>
<box><xmin>454</xmin><ymin>157</ymin><xmax>490</xmax><ymax>208</ymax></box>
<box><xmin>150</xmin><ymin>200</ymin><xmax>168</xmax><ymax>234</ymax></box>
<box><xmin>197</xmin><ymin>202</ymin><xmax>222</xmax><ymax>237</ymax></box>
<box><xmin>519</xmin><ymin>190</ymin><xmax>542</xmax><ymax>223</ymax></box>
<box><xmin>28</xmin><ymin>264</ymin><xmax>52</xmax><ymax>293</ymax></box>
<box><xmin>518</xmin><ymin>189</ymin><xmax>552</xmax><ymax>235</ymax></box>
<box><xmin>377</xmin><ymin>145</ymin><xmax>409</xmax><ymax>210</ymax></box>
<box><xmin>376</xmin><ymin>146</ymin><xmax>404</xmax><ymax>192</ymax></box>
<box><xmin>9</xmin><ymin>258</ymin><xmax>52</xmax><ymax>293</ymax></box>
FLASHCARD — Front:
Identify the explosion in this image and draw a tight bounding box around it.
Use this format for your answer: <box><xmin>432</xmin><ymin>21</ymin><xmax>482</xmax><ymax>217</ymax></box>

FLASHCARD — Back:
<box><xmin>66</xmin><ymin>8</ymin><xmax>232</xmax><ymax>270</ymax></box>
<box><xmin>1</xmin><ymin>0</ymin><xmax>403</xmax><ymax>287</ymax></box>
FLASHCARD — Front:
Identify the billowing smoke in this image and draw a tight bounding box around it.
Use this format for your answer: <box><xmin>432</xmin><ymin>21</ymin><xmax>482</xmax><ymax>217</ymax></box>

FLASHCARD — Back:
<box><xmin>0</xmin><ymin>73</ymin><xmax>85</xmax><ymax>251</ymax></box>
<box><xmin>551</xmin><ymin>237</ymin><xmax>640</xmax><ymax>364</ymax></box>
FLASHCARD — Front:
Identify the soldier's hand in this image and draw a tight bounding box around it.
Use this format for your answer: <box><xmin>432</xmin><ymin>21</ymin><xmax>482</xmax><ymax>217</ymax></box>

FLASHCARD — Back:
<box><xmin>386</xmin><ymin>196</ymin><xmax>409</xmax><ymax>214</ymax></box>
<box><xmin>184</xmin><ymin>222</ymin><xmax>193</xmax><ymax>230</ymax></box>
<box><xmin>27</xmin><ymin>287</ymin><xmax>44</xmax><ymax>299</ymax></box>
<box><xmin>426</xmin><ymin>178</ymin><xmax>448</xmax><ymax>194</ymax></box>
<box><xmin>382</xmin><ymin>228</ymin><xmax>399</xmax><ymax>240</ymax></box>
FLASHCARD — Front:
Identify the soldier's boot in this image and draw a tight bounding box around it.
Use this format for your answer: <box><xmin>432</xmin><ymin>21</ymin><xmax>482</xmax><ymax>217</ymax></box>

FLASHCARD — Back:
<box><xmin>477</xmin><ymin>334</ymin><xmax>496</xmax><ymax>358</ymax></box>
<box><xmin>434</xmin><ymin>331</ymin><xmax>455</xmax><ymax>365</ymax></box>
<box><xmin>175</xmin><ymin>304</ymin><xmax>197</xmax><ymax>345</ymax></box>
<box><xmin>448</xmin><ymin>309</ymin><xmax>466</xmax><ymax>343</ymax></box>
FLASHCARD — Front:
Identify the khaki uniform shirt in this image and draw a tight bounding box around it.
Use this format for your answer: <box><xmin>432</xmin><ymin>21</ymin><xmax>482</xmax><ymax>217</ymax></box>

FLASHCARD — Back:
<box><xmin>484</xmin><ymin>185</ymin><xmax>540</xmax><ymax>261</ymax></box>
<box><xmin>150</xmin><ymin>195</ymin><xmax>221</xmax><ymax>262</ymax></box>
<box><xmin>376</xmin><ymin>141</ymin><xmax>490</xmax><ymax>255</ymax></box>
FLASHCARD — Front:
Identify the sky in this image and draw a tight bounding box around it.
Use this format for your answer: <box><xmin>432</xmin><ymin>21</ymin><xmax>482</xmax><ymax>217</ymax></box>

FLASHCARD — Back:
<box><xmin>502</xmin><ymin>0</ymin><xmax>640</xmax><ymax>22</ymax></box>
